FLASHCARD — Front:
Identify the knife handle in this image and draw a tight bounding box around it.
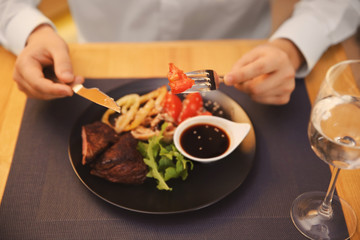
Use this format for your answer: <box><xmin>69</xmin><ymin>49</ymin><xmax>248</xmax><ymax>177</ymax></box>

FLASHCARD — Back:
<box><xmin>72</xmin><ymin>84</ymin><xmax>83</xmax><ymax>93</ymax></box>
<box><xmin>43</xmin><ymin>65</ymin><xmax>58</xmax><ymax>82</ymax></box>
<box><xmin>43</xmin><ymin>65</ymin><xmax>80</xmax><ymax>91</ymax></box>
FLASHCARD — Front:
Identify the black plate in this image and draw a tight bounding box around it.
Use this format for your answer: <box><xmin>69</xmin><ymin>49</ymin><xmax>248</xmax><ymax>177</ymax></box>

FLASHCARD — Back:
<box><xmin>68</xmin><ymin>78</ymin><xmax>256</xmax><ymax>214</ymax></box>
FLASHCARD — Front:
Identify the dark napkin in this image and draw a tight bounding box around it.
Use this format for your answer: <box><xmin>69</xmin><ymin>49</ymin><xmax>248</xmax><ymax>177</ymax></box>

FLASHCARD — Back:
<box><xmin>0</xmin><ymin>78</ymin><xmax>344</xmax><ymax>240</ymax></box>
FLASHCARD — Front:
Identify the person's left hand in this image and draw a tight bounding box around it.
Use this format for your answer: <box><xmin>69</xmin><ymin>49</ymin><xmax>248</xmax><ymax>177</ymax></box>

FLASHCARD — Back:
<box><xmin>223</xmin><ymin>39</ymin><xmax>304</xmax><ymax>105</ymax></box>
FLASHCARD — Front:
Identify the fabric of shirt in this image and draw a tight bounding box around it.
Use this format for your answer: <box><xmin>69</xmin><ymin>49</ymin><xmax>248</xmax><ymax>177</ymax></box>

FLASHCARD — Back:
<box><xmin>270</xmin><ymin>0</ymin><xmax>360</xmax><ymax>77</ymax></box>
<box><xmin>67</xmin><ymin>0</ymin><xmax>271</xmax><ymax>42</ymax></box>
<box><xmin>0</xmin><ymin>0</ymin><xmax>53</xmax><ymax>54</ymax></box>
<box><xmin>0</xmin><ymin>0</ymin><xmax>359</xmax><ymax>77</ymax></box>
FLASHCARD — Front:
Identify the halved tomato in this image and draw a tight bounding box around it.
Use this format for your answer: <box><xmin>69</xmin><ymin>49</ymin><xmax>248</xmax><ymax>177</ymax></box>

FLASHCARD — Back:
<box><xmin>163</xmin><ymin>92</ymin><xmax>182</xmax><ymax>122</ymax></box>
<box><xmin>178</xmin><ymin>92</ymin><xmax>211</xmax><ymax>123</ymax></box>
<box><xmin>167</xmin><ymin>63</ymin><xmax>195</xmax><ymax>94</ymax></box>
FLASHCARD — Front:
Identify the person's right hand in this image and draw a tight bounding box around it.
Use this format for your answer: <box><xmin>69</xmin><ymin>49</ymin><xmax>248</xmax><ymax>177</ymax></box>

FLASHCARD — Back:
<box><xmin>223</xmin><ymin>39</ymin><xmax>305</xmax><ymax>105</ymax></box>
<box><xmin>13</xmin><ymin>24</ymin><xmax>84</xmax><ymax>100</ymax></box>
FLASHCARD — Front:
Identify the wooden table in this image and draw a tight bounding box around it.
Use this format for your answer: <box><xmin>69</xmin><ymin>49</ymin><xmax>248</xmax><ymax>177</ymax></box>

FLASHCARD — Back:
<box><xmin>1</xmin><ymin>40</ymin><xmax>359</xmax><ymax>238</ymax></box>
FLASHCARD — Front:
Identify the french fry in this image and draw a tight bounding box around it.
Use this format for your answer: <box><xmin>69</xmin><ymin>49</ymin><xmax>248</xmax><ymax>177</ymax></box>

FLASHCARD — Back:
<box><xmin>125</xmin><ymin>99</ymin><xmax>155</xmax><ymax>131</ymax></box>
<box><xmin>102</xmin><ymin>94</ymin><xmax>140</xmax><ymax>132</ymax></box>
<box><xmin>114</xmin><ymin>94</ymin><xmax>140</xmax><ymax>133</ymax></box>
<box><xmin>101</xmin><ymin>86</ymin><xmax>169</xmax><ymax>134</ymax></box>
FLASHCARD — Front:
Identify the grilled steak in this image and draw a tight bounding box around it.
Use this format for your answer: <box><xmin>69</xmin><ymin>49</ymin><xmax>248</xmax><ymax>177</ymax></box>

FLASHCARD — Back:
<box><xmin>81</xmin><ymin>121</ymin><xmax>118</xmax><ymax>165</ymax></box>
<box><xmin>90</xmin><ymin>132</ymin><xmax>148</xmax><ymax>185</ymax></box>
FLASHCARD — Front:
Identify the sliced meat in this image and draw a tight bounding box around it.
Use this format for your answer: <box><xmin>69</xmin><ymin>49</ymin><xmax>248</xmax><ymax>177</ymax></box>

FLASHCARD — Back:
<box><xmin>81</xmin><ymin>121</ymin><xmax>118</xmax><ymax>165</ymax></box>
<box><xmin>90</xmin><ymin>132</ymin><xmax>148</xmax><ymax>185</ymax></box>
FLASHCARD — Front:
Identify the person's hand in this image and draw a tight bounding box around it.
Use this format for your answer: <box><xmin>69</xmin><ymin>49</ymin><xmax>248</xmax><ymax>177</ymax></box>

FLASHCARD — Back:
<box><xmin>13</xmin><ymin>24</ymin><xmax>84</xmax><ymax>100</ymax></box>
<box><xmin>224</xmin><ymin>39</ymin><xmax>304</xmax><ymax>105</ymax></box>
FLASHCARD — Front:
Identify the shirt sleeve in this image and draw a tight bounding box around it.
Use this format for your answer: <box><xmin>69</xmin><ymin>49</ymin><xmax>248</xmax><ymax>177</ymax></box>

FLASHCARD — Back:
<box><xmin>270</xmin><ymin>0</ymin><xmax>360</xmax><ymax>78</ymax></box>
<box><xmin>0</xmin><ymin>0</ymin><xmax>56</xmax><ymax>55</ymax></box>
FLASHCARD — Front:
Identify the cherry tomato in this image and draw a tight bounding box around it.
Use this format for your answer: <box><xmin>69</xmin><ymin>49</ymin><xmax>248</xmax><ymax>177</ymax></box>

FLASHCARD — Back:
<box><xmin>178</xmin><ymin>92</ymin><xmax>211</xmax><ymax>123</ymax></box>
<box><xmin>163</xmin><ymin>92</ymin><xmax>182</xmax><ymax>122</ymax></box>
<box><xmin>167</xmin><ymin>63</ymin><xmax>194</xmax><ymax>94</ymax></box>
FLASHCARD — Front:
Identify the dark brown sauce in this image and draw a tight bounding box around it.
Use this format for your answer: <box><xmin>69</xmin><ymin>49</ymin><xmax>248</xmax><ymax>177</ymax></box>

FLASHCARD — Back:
<box><xmin>180</xmin><ymin>123</ymin><xmax>230</xmax><ymax>158</ymax></box>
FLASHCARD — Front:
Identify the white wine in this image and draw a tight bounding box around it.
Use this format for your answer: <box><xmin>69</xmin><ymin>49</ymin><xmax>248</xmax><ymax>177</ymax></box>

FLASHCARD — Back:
<box><xmin>309</xmin><ymin>95</ymin><xmax>360</xmax><ymax>169</ymax></box>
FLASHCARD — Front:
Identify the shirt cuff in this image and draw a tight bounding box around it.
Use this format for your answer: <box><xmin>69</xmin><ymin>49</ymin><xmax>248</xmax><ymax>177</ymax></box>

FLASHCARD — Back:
<box><xmin>270</xmin><ymin>14</ymin><xmax>331</xmax><ymax>78</ymax></box>
<box><xmin>4</xmin><ymin>7</ymin><xmax>55</xmax><ymax>55</ymax></box>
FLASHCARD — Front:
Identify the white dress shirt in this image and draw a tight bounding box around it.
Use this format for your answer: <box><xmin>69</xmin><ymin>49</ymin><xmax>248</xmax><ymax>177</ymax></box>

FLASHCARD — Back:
<box><xmin>0</xmin><ymin>0</ymin><xmax>359</xmax><ymax>77</ymax></box>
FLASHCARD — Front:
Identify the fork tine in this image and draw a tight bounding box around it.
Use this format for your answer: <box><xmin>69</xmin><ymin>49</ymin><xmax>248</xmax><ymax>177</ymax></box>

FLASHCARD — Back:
<box><xmin>205</xmin><ymin>70</ymin><xmax>216</xmax><ymax>90</ymax></box>
<box><xmin>191</xmin><ymin>77</ymin><xmax>211</xmax><ymax>81</ymax></box>
<box><xmin>193</xmin><ymin>83</ymin><xmax>212</xmax><ymax>88</ymax></box>
<box><xmin>186</xmin><ymin>70</ymin><xmax>208</xmax><ymax>75</ymax></box>
<box><xmin>184</xmin><ymin>69</ymin><xmax>218</xmax><ymax>92</ymax></box>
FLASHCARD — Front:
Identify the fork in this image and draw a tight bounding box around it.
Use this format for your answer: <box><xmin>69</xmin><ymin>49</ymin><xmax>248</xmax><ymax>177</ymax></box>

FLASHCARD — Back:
<box><xmin>184</xmin><ymin>70</ymin><xmax>224</xmax><ymax>93</ymax></box>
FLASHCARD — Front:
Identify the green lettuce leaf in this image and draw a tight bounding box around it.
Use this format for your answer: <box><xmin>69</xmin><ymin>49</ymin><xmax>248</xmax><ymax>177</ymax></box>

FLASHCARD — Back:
<box><xmin>137</xmin><ymin>123</ymin><xmax>193</xmax><ymax>191</ymax></box>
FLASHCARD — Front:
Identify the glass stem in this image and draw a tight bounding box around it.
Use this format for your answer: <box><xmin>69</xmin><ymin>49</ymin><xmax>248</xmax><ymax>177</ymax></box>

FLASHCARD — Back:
<box><xmin>318</xmin><ymin>167</ymin><xmax>341</xmax><ymax>218</ymax></box>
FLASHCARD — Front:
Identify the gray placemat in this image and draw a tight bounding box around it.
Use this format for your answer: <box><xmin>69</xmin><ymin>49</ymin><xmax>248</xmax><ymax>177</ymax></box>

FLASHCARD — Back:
<box><xmin>0</xmin><ymin>78</ymin><xmax>345</xmax><ymax>240</ymax></box>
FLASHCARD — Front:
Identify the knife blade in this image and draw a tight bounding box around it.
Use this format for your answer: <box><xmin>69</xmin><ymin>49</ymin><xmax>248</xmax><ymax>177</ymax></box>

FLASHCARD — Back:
<box><xmin>72</xmin><ymin>84</ymin><xmax>120</xmax><ymax>113</ymax></box>
<box><xmin>43</xmin><ymin>66</ymin><xmax>120</xmax><ymax>113</ymax></box>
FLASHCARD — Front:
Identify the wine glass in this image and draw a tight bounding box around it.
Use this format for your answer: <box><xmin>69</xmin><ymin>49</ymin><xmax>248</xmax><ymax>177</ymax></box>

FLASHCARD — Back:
<box><xmin>291</xmin><ymin>59</ymin><xmax>360</xmax><ymax>239</ymax></box>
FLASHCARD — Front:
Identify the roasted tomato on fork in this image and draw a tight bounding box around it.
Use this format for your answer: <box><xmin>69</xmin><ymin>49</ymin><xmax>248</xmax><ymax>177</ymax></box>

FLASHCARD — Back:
<box><xmin>167</xmin><ymin>63</ymin><xmax>195</xmax><ymax>94</ymax></box>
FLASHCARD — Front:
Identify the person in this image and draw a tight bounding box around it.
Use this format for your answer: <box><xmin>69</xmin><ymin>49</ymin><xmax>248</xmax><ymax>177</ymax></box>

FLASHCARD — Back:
<box><xmin>0</xmin><ymin>0</ymin><xmax>359</xmax><ymax>104</ymax></box>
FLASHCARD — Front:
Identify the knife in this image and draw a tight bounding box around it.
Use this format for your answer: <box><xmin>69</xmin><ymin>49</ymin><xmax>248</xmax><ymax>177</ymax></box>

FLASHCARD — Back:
<box><xmin>72</xmin><ymin>84</ymin><xmax>120</xmax><ymax>113</ymax></box>
<box><xmin>43</xmin><ymin>66</ymin><xmax>120</xmax><ymax>113</ymax></box>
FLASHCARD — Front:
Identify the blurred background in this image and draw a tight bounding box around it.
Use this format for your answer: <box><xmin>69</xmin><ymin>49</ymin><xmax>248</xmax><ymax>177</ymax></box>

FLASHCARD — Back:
<box><xmin>38</xmin><ymin>0</ymin><xmax>360</xmax><ymax>59</ymax></box>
